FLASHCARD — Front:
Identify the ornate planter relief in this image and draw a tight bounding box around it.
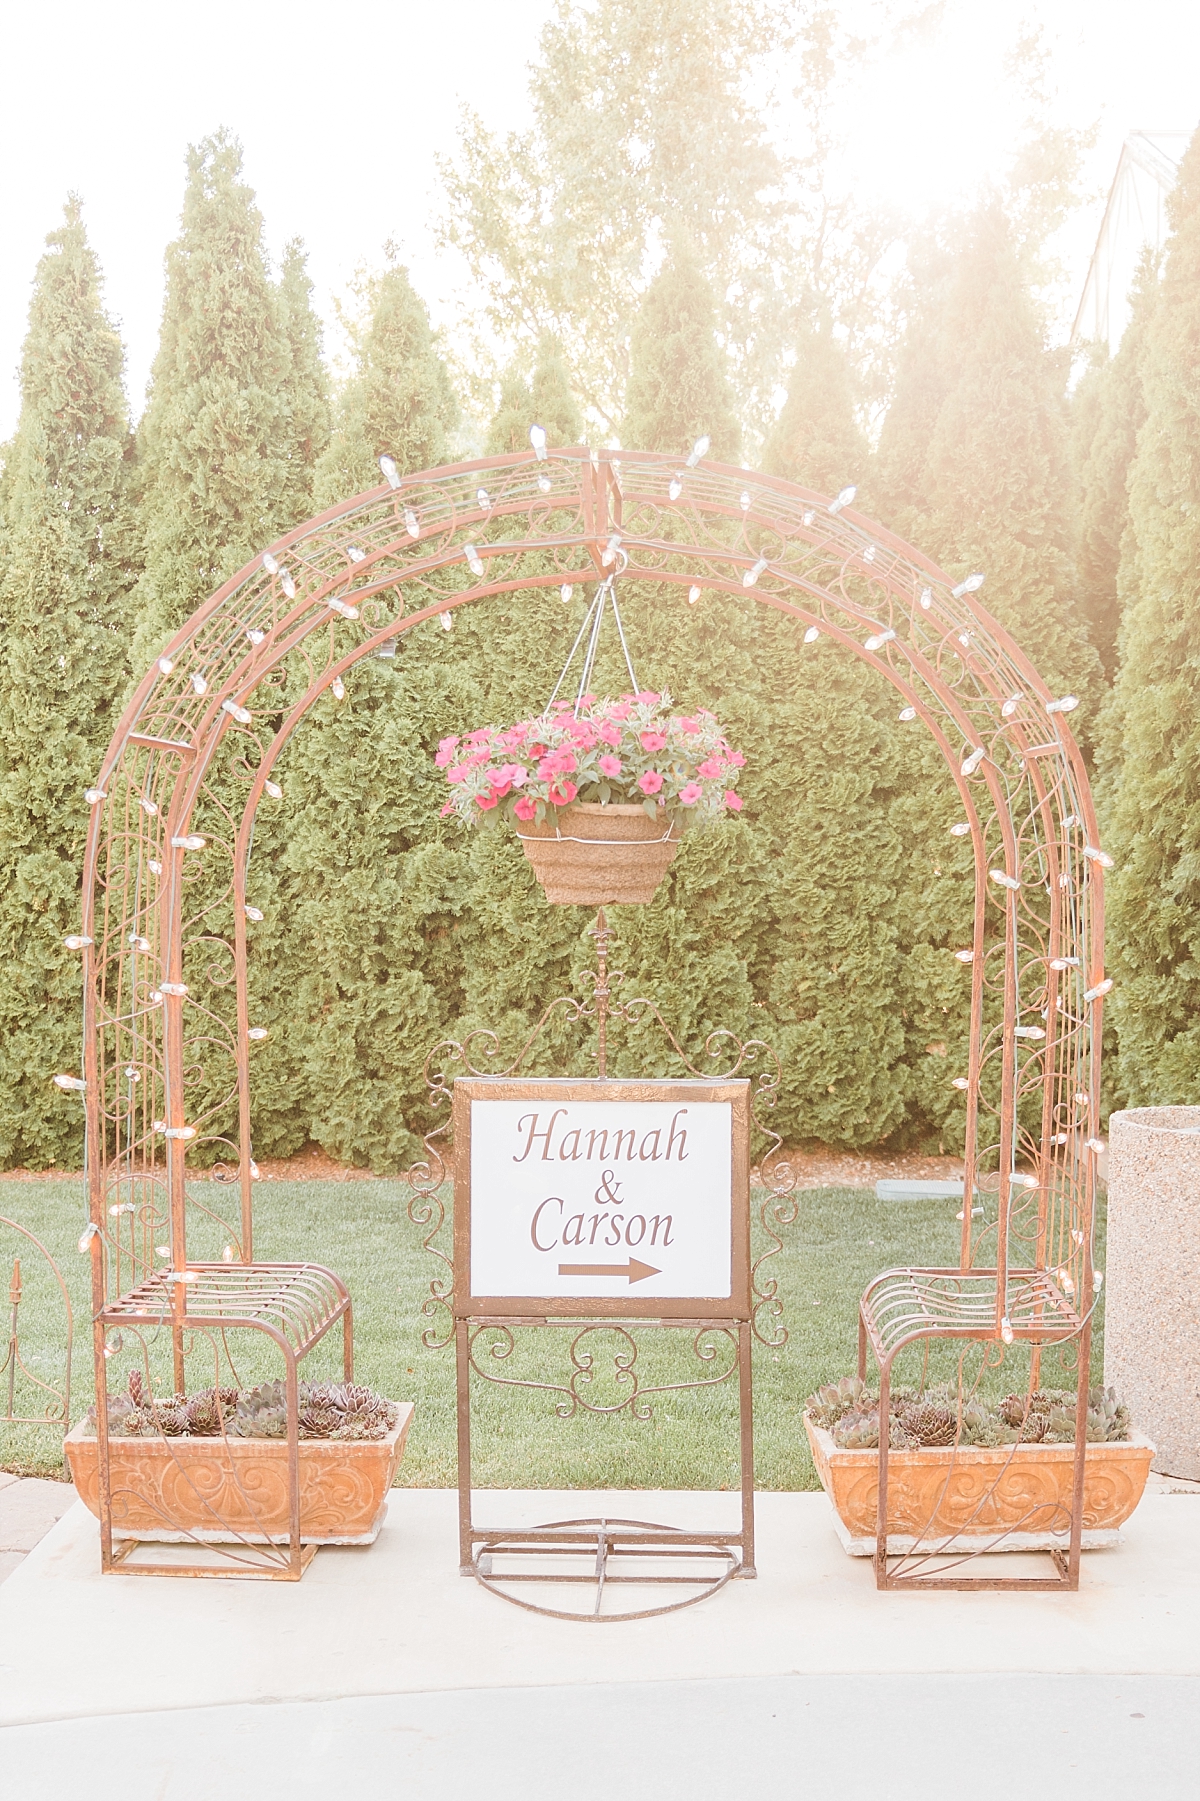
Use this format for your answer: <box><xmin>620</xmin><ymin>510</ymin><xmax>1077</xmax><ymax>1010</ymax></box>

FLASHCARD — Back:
<box><xmin>804</xmin><ymin>1413</ymin><xmax>1154</xmax><ymax>1556</ymax></box>
<box><xmin>66</xmin><ymin>1404</ymin><xmax>413</xmax><ymax>1546</ymax></box>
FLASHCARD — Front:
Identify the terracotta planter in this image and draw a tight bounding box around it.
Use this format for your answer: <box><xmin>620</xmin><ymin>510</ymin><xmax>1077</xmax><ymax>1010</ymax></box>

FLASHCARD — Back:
<box><xmin>65</xmin><ymin>1403</ymin><xmax>414</xmax><ymax>1546</ymax></box>
<box><xmin>804</xmin><ymin>1413</ymin><xmax>1154</xmax><ymax>1556</ymax></box>
<box><xmin>516</xmin><ymin>801</ymin><xmax>681</xmax><ymax>905</ymax></box>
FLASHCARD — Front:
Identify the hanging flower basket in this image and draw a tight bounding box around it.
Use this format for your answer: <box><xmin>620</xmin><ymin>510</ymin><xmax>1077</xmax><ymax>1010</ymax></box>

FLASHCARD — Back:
<box><xmin>436</xmin><ymin>690</ymin><xmax>745</xmax><ymax>907</ymax></box>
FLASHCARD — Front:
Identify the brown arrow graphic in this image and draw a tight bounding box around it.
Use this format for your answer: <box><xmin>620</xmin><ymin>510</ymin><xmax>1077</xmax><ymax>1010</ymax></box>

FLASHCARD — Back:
<box><xmin>557</xmin><ymin>1258</ymin><xmax>661</xmax><ymax>1284</ymax></box>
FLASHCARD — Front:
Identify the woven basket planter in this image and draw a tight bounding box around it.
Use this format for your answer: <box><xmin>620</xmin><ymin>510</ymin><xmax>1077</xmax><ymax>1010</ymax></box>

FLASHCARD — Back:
<box><xmin>804</xmin><ymin>1412</ymin><xmax>1154</xmax><ymax>1556</ymax></box>
<box><xmin>516</xmin><ymin>801</ymin><xmax>681</xmax><ymax>905</ymax></box>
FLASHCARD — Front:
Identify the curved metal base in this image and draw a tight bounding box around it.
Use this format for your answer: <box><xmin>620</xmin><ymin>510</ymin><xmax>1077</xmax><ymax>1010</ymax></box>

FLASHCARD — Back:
<box><xmin>470</xmin><ymin>1516</ymin><xmax>744</xmax><ymax>1621</ymax></box>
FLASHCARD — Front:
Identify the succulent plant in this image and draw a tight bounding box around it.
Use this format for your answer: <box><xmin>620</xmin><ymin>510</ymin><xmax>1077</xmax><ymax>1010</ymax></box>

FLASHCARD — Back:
<box><xmin>897</xmin><ymin>1401</ymin><xmax>958</xmax><ymax>1447</ymax></box>
<box><xmin>184</xmin><ymin>1387</ymin><xmax>238</xmax><ymax>1436</ymax></box>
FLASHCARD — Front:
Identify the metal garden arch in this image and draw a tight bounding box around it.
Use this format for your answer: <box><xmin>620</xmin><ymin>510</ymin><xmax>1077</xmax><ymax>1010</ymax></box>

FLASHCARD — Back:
<box><xmin>74</xmin><ymin>446</ymin><xmax>1108</xmax><ymax>1585</ymax></box>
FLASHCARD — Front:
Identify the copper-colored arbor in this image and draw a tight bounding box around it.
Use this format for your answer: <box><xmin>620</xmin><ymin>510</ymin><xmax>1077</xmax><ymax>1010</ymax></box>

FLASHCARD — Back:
<box><xmin>74</xmin><ymin>447</ymin><xmax>1105</xmax><ymax>1584</ymax></box>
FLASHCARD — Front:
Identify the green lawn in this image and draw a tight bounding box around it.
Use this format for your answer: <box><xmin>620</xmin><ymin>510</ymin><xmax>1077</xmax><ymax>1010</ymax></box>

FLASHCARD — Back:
<box><xmin>0</xmin><ymin>1178</ymin><xmax>1106</xmax><ymax>1488</ymax></box>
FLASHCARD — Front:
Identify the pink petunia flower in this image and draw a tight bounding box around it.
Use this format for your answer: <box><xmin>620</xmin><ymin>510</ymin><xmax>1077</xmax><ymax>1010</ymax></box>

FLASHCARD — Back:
<box><xmin>640</xmin><ymin>731</ymin><xmax>668</xmax><ymax>752</ymax></box>
<box><xmin>608</xmin><ymin>703</ymin><xmax>631</xmax><ymax>721</ymax></box>
<box><xmin>696</xmin><ymin>757</ymin><xmax>723</xmax><ymax>780</ymax></box>
<box><xmin>548</xmin><ymin>781</ymin><xmax>578</xmax><ymax>806</ymax></box>
<box><xmin>724</xmin><ymin>790</ymin><xmax>743</xmax><ymax>812</ymax></box>
<box><xmin>636</xmin><ymin>691</ymin><xmax>660</xmax><ymax>706</ymax></box>
<box><xmin>477</xmin><ymin>792</ymin><xmax>500</xmax><ymax>810</ymax></box>
<box><xmin>679</xmin><ymin>782</ymin><xmax>703</xmax><ymax>805</ymax></box>
<box><xmin>597</xmin><ymin>721</ymin><xmax>621</xmax><ymax>746</ymax></box>
<box><xmin>639</xmin><ymin>770</ymin><xmax>664</xmax><ymax>795</ymax></box>
<box><xmin>513</xmin><ymin>795</ymin><xmax>538</xmax><ymax>821</ymax></box>
<box><xmin>679</xmin><ymin>717</ymin><xmax>701</xmax><ymax>734</ymax></box>
<box><xmin>598</xmin><ymin>755</ymin><xmax>622</xmax><ymax>778</ymax></box>
<box><xmin>435</xmin><ymin>735</ymin><xmax>460</xmax><ymax>768</ymax></box>
<box><xmin>727</xmin><ymin>750</ymin><xmax>746</xmax><ymax>768</ymax></box>
<box><xmin>440</xmin><ymin>800</ymin><xmax>456</xmax><ymax>816</ymax></box>
<box><xmin>446</xmin><ymin>765</ymin><xmax>471</xmax><ymax>784</ymax></box>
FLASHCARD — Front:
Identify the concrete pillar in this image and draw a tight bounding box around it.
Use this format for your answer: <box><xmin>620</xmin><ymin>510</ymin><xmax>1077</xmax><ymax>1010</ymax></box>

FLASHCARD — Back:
<box><xmin>1106</xmin><ymin>1106</ymin><xmax>1200</xmax><ymax>1479</ymax></box>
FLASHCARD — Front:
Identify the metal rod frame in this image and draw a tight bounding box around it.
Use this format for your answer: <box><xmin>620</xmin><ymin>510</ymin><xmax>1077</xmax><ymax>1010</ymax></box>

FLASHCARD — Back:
<box><xmin>75</xmin><ymin>448</ymin><xmax>1105</xmax><ymax>1591</ymax></box>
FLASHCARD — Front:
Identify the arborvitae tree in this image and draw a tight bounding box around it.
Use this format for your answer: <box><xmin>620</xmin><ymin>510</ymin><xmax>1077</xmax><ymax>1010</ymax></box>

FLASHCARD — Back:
<box><xmin>130</xmin><ymin>131</ymin><xmax>304</xmax><ymax>673</ymax></box>
<box><xmin>879</xmin><ymin>205</ymin><xmax>1100</xmax><ymax>703</ymax></box>
<box><xmin>0</xmin><ymin>199</ymin><xmax>135</xmax><ymax>1167</ymax></box>
<box><xmin>255</xmin><ymin>265</ymin><xmax>467</xmax><ymax>1165</ymax></box>
<box><xmin>1102</xmin><ymin>129</ymin><xmax>1200</xmax><ymax>1104</ymax></box>
<box><xmin>1071</xmin><ymin>255</ymin><xmax>1158</xmax><ymax>678</ymax></box>
<box><xmin>530</xmin><ymin>336</ymin><xmax>583</xmax><ymax>446</ymax></box>
<box><xmin>485</xmin><ymin>338</ymin><xmax>582</xmax><ymax>457</ymax></box>
<box><xmin>485</xmin><ymin>367</ymin><xmax>534</xmax><ymax>455</ymax></box>
<box><xmin>622</xmin><ymin>242</ymin><xmax>740</xmax><ymax>458</ymax></box>
<box><xmin>762</xmin><ymin>322</ymin><xmax>868</xmax><ymax>493</ymax></box>
<box><xmin>313</xmin><ymin>252</ymin><xmax>458</xmax><ymax>507</ymax></box>
<box><xmin>276</xmin><ymin>238</ymin><xmax>331</xmax><ymax>520</ymax></box>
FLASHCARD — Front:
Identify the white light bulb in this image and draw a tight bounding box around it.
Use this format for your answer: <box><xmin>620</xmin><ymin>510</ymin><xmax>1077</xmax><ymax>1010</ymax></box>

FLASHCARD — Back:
<box><xmin>222</xmin><ymin>699</ymin><xmax>252</xmax><ymax>725</ymax></box>
<box><xmin>248</xmin><ymin>1027</ymin><xmax>268</xmax><ymax>1041</ymax></box>
<box><xmin>148</xmin><ymin>860</ymin><xmax>162</xmax><ymax>876</ymax></box>
<box><xmin>743</xmin><ymin>558</ymin><xmax>768</xmax><ymax>588</ymax></box>
<box><xmin>465</xmin><ymin>544</ymin><xmax>485</xmax><ymax>578</ymax></box>
<box><xmin>949</xmin><ymin>822</ymin><xmax>971</xmax><ymax>837</ymax></box>
<box><xmin>898</xmin><ymin>707</ymin><xmax>916</xmax><ymax>722</ymax></box>
<box><xmin>686</xmin><ymin>436</ymin><xmax>710</xmax><ymax>467</ymax></box>
<box><xmin>863</xmin><ymin>545</ymin><xmax>876</xmax><ymax>564</ymax></box>
<box><xmin>379</xmin><ymin>455</ymin><xmax>401</xmax><ymax>489</ymax></box>
<box><xmin>602</xmin><ymin>534</ymin><xmax>621</xmax><ymax>566</ymax></box>
<box><xmin>222</xmin><ymin>1244</ymin><xmax>235</xmax><ymax>1263</ymax></box>
<box><xmin>803</xmin><ymin>510</ymin><xmax>815</xmax><ymax>526</ymax></box>
<box><xmin>347</xmin><ymin>544</ymin><xmax>366</xmax><ymax>563</ymax></box>
<box><xmin>538</xmin><ymin>474</ymin><xmax>552</xmax><ymax>493</ymax></box>
<box><xmin>250</xmin><ymin>1160</ymin><xmax>261</xmax><ymax>1179</ymax></box>
<box><xmin>804</xmin><ymin>626</ymin><xmax>820</xmax><ymax>643</ymax></box>
<box><xmin>139</xmin><ymin>797</ymin><xmax>158</xmax><ymax>816</ymax></box>
<box><xmin>529</xmin><ymin>424</ymin><xmax>548</xmax><ymax>459</ymax></box>
<box><xmin>281</xmin><ymin>571</ymin><xmax>296</xmax><ymax>600</ymax></box>
<box><xmin>1046</xmin><ymin>695</ymin><xmax>1079</xmax><ymax>714</ymax></box>
<box><xmin>157</xmin><ymin>656</ymin><xmax>174</xmax><ymax>676</ymax></box>
<box><xmin>961</xmin><ymin>747</ymin><xmax>985</xmax><ymax>776</ymax></box>
<box><xmin>84</xmin><ymin>787</ymin><xmax>106</xmax><ymax>805</ymax></box>
<box><xmin>1083</xmin><ymin>845</ymin><xmax>1114</xmax><ymax>869</ymax></box>
<box><xmin>952</xmin><ymin>1076</ymin><xmax>970</xmax><ymax>1091</ymax></box>
<box><xmin>78</xmin><ymin>1223</ymin><xmax>100</xmax><ymax>1252</ymax></box>
<box><xmin>1001</xmin><ymin>695</ymin><xmax>1023</xmax><ymax>718</ymax></box>
<box><xmin>740</xmin><ymin>490</ymin><xmax>751</xmax><ymax>512</ymax></box>
<box><xmin>829</xmin><ymin>485</ymin><xmax>857</xmax><ymax>514</ymax></box>
<box><xmin>954</xmin><ymin>949</ymin><xmax>975</xmax><ymax>963</ymax></box>
<box><xmin>159</xmin><ymin>981</ymin><xmax>188</xmax><ymax>997</ymax></box>
<box><xmin>128</xmin><ymin>933</ymin><xmax>151</xmax><ymax>952</ymax></box>
<box><xmin>919</xmin><ymin>587</ymin><xmax>932</xmax><ymax>610</ymax></box>
<box><xmin>560</xmin><ymin>584</ymin><xmax>573</xmax><ymax>603</ymax></box>
<box><xmin>54</xmin><ymin>1073</ymin><xmax>87</xmax><ymax>1091</ymax></box>
<box><xmin>331</xmin><ymin>677</ymin><xmax>345</xmax><ymax>701</ymax></box>
<box><xmin>164</xmin><ymin>1125</ymin><xmax>196</xmax><ymax>1141</ymax></box>
<box><xmin>669</xmin><ymin>475</ymin><xmax>684</xmax><ymax>501</ymax></box>
<box><xmin>864</xmin><ymin>628</ymin><xmax>895</xmax><ymax>652</ymax></box>
<box><xmin>1057</xmin><ymin>1267</ymin><xmax>1075</xmax><ymax>1296</ymax></box>
<box><xmin>327</xmin><ymin>597</ymin><xmax>359</xmax><ymax>619</ymax></box>
<box><xmin>1093</xmin><ymin>1270</ymin><xmax>1104</xmax><ymax>1291</ymax></box>
<box><xmin>64</xmin><ymin>934</ymin><xmax>92</xmax><ymax>950</ymax></box>
<box><xmin>440</xmin><ymin>612</ymin><xmax>454</xmax><ymax>631</ymax></box>
<box><xmin>1050</xmin><ymin>956</ymin><xmax>1081</xmax><ymax>971</ymax></box>
<box><xmin>1086</xmin><ymin>1137</ymin><xmax>1105</xmax><ymax>1154</ymax></box>
<box><xmin>1000</xmin><ymin>1317</ymin><xmax>1014</xmax><ymax>1345</ymax></box>
<box><xmin>262</xmin><ymin>553</ymin><xmax>279</xmax><ymax>575</ymax></box>
<box><xmin>264</xmin><ymin>780</ymin><xmax>283</xmax><ymax>800</ymax></box>
<box><xmin>477</xmin><ymin>488</ymin><xmax>491</xmax><ymax>511</ymax></box>
<box><xmin>951</xmin><ymin>572</ymin><xmax>985</xmax><ymax>597</ymax></box>
<box><xmin>170</xmin><ymin>834</ymin><xmax>206</xmax><ymax>850</ymax></box>
<box><xmin>1084</xmin><ymin>978</ymin><xmax>1114</xmax><ymax>1002</ymax></box>
<box><xmin>1014</xmin><ymin>1025</ymin><xmax>1046</xmax><ymax>1039</ymax></box>
<box><xmin>989</xmin><ymin>869</ymin><xmax>1021</xmax><ymax>891</ymax></box>
<box><xmin>404</xmin><ymin>508</ymin><xmax>420</xmax><ymax>539</ymax></box>
<box><xmin>191</xmin><ymin>672</ymin><xmax>207</xmax><ymax>695</ymax></box>
<box><xmin>244</xmin><ymin>905</ymin><xmax>264</xmax><ymax>922</ymax></box>
<box><xmin>1050</xmin><ymin>1133</ymin><xmax>1069</xmax><ymax>1146</ymax></box>
<box><xmin>688</xmin><ymin>586</ymin><xmax>702</xmax><ymax>605</ymax></box>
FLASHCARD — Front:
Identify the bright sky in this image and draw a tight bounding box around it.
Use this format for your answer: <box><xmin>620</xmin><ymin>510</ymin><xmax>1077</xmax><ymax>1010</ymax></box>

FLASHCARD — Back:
<box><xmin>1</xmin><ymin>0</ymin><xmax>1197</xmax><ymax>440</ymax></box>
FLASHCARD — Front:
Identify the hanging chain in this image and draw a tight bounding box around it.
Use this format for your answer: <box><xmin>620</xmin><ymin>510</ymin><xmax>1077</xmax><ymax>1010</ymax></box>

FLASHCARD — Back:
<box><xmin>545</xmin><ymin>554</ymin><xmax>639</xmax><ymax>715</ymax></box>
